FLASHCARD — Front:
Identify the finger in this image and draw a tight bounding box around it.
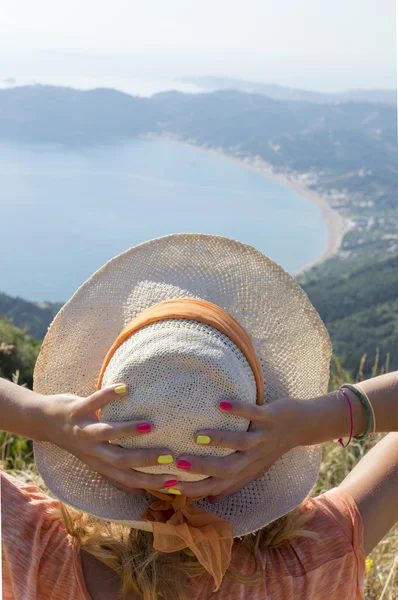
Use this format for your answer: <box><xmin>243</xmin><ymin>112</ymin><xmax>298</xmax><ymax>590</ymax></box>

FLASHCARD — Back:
<box><xmin>177</xmin><ymin>455</ymin><xmax>275</xmax><ymax>501</ymax></box>
<box><xmin>103</xmin><ymin>475</ymin><xmax>146</xmax><ymax>496</ymax></box>
<box><xmin>208</xmin><ymin>459</ymin><xmax>272</xmax><ymax>503</ymax></box>
<box><xmin>77</xmin><ymin>420</ymin><xmax>153</xmax><ymax>442</ymax></box>
<box><xmin>176</xmin><ymin>476</ymin><xmax>233</xmax><ymax>498</ymax></box>
<box><xmin>94</xmin><ymin>444</ymin><xmax>176</xmax><ymax>471</ymax></box>
<box><xmin>176</xmin><ymin>449</ymin><xmax>259</xmax><ymax>479</ymax></box>
<box><xmin>81</xmin><ymin>383</ymin><xmax>128</xmax><ymax>414</ymax></box>
<box><xmin>208</xmin><ymin>474</ymin><xmax>255</xmax><ymax>503</ymax></box>
<box><xmin>90</xmin><ymin>459</ymin><xmax>178</xmax><ymax>491</ymax></box>
<box><xmin>193</xmin><ymin>428</ymin><xmax>264</xmax><ymax>451</ymax></box>
<box><xmin>218</xmin><ymin>399</ymin><xmax>273</xmax><ymax>424</ymax></box>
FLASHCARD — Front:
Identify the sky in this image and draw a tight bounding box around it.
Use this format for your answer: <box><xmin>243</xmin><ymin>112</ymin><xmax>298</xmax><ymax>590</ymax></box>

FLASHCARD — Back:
<box><xmin>0</xmin><ymin>0</ymin><xmax>396</xmax><ymax>93</ymax></box>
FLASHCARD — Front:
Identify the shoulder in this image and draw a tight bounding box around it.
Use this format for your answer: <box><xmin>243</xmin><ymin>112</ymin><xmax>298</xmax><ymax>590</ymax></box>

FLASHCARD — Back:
<box><xmin>268</xmin><ymin>487</ymin><xmax>366</xmax><ymax>596</ymax></box>
<box><xmin>219</xmin><ymin>488</ymin><xmax>366</xmax><ymax>600</ymax></box>
<box><xmin>1</xmin><ymin>467</ymin><xmax>60</xmax><ymax>509</ymax></box>
<box><xmin>1</xmin><ymin>467</ymin><xmax>62</xmax><ymax>541</ymax></box>
<box><xmin>303</xmin><ymin>487</ymin><xmax>365</xmax><ymax>552</ymax></box>
<box><xmin>1</xmin><ymin>468</ymin><xmax>88</xmax><ymax>600</ymax></box>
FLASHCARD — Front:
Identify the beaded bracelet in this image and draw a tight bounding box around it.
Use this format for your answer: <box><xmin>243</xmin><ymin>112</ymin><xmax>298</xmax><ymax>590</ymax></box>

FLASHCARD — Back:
<box><xmin>340</xmin><ymin>383</ymin><xmax>373</xmax><ymax>441</ymax></box>
<box><xmin>354</xmin><ymin>383</ymin><xmax>377</xmax><ymax>439</ymax></box>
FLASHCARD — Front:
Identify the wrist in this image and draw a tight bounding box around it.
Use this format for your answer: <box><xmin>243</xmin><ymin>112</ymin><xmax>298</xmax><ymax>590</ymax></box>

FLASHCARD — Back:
<box><xmin>267</xmin><ymin>397</ymin><xmax>312</xmax><ymax>449</ymax></box>
<box><xmin>16</xmin><ymin>391</ymin><xmax>54</xmax><ymax>442</ymax></box>
<box><xmin>0</xmin><ymin>378</ymin><xmax>49</xmax><ymax>441</ymax></box>
<box><xmin>29</xmin><ymin>393</ymin><xmax>53</xmax><ymax>442</ymax></box>
<box><xmin>296</xmin><ymin>388</ymin><xmax>368</xmax><ymax>446</ymax></box>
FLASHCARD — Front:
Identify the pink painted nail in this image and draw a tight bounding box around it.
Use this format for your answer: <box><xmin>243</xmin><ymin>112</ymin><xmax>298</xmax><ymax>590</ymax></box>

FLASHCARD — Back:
<box><xmin>177</xmin><ymin>460</ymin><xmax>191</xmax><ymax>470</ymax></box>
<box><xmin>137</xmin><ymin>423</ymin><xmax>152</xmax><ymax>433</ymax></box>
<box><xmin>219</xmin><ymin>401</ymin><xmax>233</xmax><ymax>411</ymax></box>
<box><xmin>164</xmin><ymin>480</ymin><xmax>178</xmax><ymax>488</ymax></box>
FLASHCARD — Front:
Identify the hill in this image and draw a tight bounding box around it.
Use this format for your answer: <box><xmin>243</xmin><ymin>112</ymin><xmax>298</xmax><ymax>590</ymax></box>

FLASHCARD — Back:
<box><xmin>0</xmin><ymin>293</ymin><xmax>62</xmax><ymax>340</ymax></box>
<box><xmin>300</xmin><ymin>254</ymin><xmax>398</xmax><ymax>374</ymax></box>
<box><xmin>0</xmin><ymin>85</ymin><xmax>396</xmax><ymax>169</ymax></box>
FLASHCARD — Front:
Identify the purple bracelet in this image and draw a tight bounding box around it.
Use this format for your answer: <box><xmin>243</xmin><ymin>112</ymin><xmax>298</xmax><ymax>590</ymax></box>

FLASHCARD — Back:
<box><xmin>337</xmin><ymin>388</ymin><xmax>354</xmax><ymax>448</ymax></box>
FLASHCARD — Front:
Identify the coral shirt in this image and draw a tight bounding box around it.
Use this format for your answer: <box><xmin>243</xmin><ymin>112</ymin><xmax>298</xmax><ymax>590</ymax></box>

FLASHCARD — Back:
<box><xmin>1</xmin><ymin>468</ymin><xmax>365</xmax><ymax>599</ymax></box>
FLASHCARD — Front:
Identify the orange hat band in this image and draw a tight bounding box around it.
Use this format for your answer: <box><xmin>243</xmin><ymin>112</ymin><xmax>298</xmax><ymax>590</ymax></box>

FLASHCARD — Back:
<box><xmin>97</xmin><ymin>297</ymin><xmax>264</xmax><ymax>405</ymax></box>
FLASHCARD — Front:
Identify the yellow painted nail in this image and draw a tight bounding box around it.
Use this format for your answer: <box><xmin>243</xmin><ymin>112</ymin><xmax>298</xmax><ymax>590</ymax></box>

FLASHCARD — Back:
<box><xmin>196</xmin><ymin>435</ymin><xmax>211</xmax><ymax>445</ymax></box>
<box><xmin>157</xmin><ymin>454</ymin><xmax>173</xmax><ymax>465</ymax></box>
<box><xmin>114</xmin><ymin>385</ymin><xmax>127</xmax><ymax>394</ymax></box>
<box><xmin>167</xmin><ymin>488</ymin><xmax>182</xmax><ymax>495</ymax></box>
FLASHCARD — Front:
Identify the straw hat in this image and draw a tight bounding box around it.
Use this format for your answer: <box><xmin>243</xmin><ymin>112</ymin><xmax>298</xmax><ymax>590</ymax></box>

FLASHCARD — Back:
<box><xmin>33</xmin><ymin>233</ymin><xmax>331</xmax><ymax>590</ymax></box>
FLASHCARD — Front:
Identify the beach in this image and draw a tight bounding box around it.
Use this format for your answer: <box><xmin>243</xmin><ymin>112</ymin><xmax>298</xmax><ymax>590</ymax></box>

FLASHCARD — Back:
<box><xmin>144</xmin><ymin>134</ymin><xmax>347</xmax><ymax>274</ymax></box>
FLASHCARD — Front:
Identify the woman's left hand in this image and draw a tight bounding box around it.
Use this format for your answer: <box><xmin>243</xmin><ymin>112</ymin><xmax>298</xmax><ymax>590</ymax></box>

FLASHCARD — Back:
<box><xmin>174</xmin><ymin>397</ymin><xmax>310</xmax><ymax>502</ymax></box>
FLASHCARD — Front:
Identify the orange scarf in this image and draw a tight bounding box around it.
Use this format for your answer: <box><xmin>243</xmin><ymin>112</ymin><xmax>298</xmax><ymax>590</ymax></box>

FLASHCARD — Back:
<box><xmin>97</xmin><ymin>298</ymin><xmax>264</xmax><ymax>592</ymax></box>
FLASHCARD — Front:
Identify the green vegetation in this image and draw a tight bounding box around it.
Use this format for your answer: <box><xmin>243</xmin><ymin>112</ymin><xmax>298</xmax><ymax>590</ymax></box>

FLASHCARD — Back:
<box><xmin>0</xmin><ymin>317</ymin><xmax>41</xmax><ymax>387</ymax></box>
<box><xmin>300</xmin><ymin>253</ymin><xmax>398</xmax><ymax>376</ymax></box>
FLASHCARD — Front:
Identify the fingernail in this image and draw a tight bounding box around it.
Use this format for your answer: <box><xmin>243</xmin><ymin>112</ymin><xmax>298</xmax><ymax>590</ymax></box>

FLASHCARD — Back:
<box><xmin>177</xmin><ymin>459</ymin><xmax>191</xmax><ymax>470</ymax></box>
<box><xmin>164</xmin><ymin>479</ymin><xmax>178</xmax><ymax>487</ymax></box>
<box><xmin>167</xmin><ymin>488</ymin><xmax>181</xmax><ymax>495</ymax></box>
<box><xmin>137</xmin><ymin>423</ymin><xmax>152</xmax><ymax>433</ymax></box>
<box><xmin>157</xmin><ymin>454</ymin><xmax>173</xmax><ymax>464</ymax></box>
<box><xmin>219</xmin><ymin>401</ymin><xmax>232</xmax><ymax>410</ymax></box>
<box><xmin>196</xmin><ymin>435</ymin><xmax>211</xmax><ymax>445</ymax></box>
<box><xmin>114</xmin><ymin>385</ymin><xmax>127</xmax><ymax>394</ymax></box>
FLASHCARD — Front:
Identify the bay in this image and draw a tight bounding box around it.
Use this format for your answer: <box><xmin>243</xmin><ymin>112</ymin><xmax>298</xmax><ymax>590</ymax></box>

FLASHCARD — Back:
<box><xmin>0</xmin><ymin>139</ymin><xmax>327</xmax><ymax>302</ymax></box>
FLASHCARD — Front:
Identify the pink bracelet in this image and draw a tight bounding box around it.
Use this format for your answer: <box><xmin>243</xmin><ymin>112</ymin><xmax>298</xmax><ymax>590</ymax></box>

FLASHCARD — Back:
<box><xmin>337</xmin><ymin>388</ymin><xmax>354</xmax><ymax>448</ymax></box>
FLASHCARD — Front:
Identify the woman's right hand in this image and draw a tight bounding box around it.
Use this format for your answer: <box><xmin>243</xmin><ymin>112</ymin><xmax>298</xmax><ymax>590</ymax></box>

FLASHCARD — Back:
<box><xmin>37</xmin><ymin>384</ymin><xmax>174</xmax><ymax>495</ymax></box>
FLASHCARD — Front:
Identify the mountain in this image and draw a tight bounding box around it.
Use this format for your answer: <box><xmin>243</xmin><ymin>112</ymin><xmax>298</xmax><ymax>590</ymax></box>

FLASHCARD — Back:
<box><xmin>180</xmin><ymin>76</ymin><xmax>397</xmax><ymax>106</ymax></box>
<box><xmin>0</xmin><ymin>85</ymin><xmax>157</xmax><ymax>144</ymax></box>
<box><xmin>1</xmin><ymin>85</ymin><xmax>396</xmax><ymax>171</ymax></box>
<box><xmin>0</xmin><ymin>293</ymin><xmax>62</xmax><ymax>339</ymax></box>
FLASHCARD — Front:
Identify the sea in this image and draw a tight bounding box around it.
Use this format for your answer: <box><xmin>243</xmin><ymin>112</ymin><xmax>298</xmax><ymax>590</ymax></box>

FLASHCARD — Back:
<box><xmin>0</xmin><ymin>139</ymin><xmax>327</xmax><ymax>303</ymax></box>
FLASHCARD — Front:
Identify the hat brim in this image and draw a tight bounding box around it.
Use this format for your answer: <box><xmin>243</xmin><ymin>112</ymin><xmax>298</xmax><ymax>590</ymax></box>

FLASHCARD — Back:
<box><xmin>33</xmin><ymin>233</ymin><xmax>331</xmax><ymax>536</ymax></box>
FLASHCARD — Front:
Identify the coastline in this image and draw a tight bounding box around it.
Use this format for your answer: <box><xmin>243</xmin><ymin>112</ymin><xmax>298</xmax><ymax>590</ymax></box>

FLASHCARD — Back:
<box><xmin>143</xmin><ymin>134</ymin><xmax>347</xmax><ymax>274</ymax></box>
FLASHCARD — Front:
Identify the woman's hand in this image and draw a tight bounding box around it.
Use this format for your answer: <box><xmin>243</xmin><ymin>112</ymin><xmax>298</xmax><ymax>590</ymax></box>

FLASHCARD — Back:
<box><xmin>37</xmin><ymin>384</ymin><xmax>176</xmax><ymax>495</ymax></box>
<box><xmin>174</xmin><ymin>397</ymin><xmax>310</xmax><ymax>502</ymax></box>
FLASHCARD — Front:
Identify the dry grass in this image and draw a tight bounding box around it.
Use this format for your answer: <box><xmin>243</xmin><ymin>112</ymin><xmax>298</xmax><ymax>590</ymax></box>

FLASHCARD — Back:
<box><xmin>1</xmin><ymin>354</ymin><xmax>397</xmax><ymax>599</ymax></box>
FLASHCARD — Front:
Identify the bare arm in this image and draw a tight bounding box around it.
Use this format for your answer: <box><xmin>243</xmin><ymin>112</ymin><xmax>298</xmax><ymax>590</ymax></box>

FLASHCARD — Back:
<box><xmin>301</xmin><ymin>372</ymin><xmax>398</xmax><ymax>443</ymax></box>
<box><xmin>300</xmin><ymin>372</ymin><xmax>398</xmax><ymax>556</ymax></box>
<box><xmin>340</xmin><ymin>432</ymin><xmax>398</xmax><ymax>556</ymax></box>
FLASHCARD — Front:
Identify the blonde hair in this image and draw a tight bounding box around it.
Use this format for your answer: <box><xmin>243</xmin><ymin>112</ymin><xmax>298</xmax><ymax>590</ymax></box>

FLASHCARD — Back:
<box><xmin>45</xmin><ymin>499</ymin><xmax>318</xmax><ymax>600</ymax></box>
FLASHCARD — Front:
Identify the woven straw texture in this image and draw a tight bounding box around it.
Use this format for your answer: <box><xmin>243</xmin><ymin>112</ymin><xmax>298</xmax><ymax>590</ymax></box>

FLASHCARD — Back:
<box><xmin>33</xmin><ymin>233</ymin><xmax>332</xmax><ymax>537</ymax></box>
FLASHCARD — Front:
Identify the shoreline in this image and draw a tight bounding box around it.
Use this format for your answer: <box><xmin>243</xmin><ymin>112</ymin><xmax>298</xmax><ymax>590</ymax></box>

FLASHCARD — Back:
<box><xmin>143</xmin><ymin>134</ymin><xmax>348</xmax><ymax>275</ymax></box>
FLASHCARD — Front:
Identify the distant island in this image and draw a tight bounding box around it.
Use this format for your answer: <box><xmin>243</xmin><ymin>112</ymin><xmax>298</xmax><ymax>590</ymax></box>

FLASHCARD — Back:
<box><xmin>0</xmin><ymin>83</ymin><xmax>397</xmax><ymax>374</ymax></box>
<box><xmin>179</xmin><ymin>76</ymin><xmax>397</xmax><ymax>106</ymax></box>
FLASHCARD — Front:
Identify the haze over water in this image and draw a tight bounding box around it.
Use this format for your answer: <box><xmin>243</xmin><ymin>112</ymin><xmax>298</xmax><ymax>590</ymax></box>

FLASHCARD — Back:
<box><xmin>0</xmin><ymin>139</ymin><xmax>327</xmax><ymax>302</ymax></box>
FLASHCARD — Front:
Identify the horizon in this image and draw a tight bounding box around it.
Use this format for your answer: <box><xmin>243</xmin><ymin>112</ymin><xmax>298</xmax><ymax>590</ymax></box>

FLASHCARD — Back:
<box><xmin>1</xmin><ymin>0</ymin><xmax>396</xmax><ymax>94</ymax></box>
<box><xmin>1</xmin><ymin>77</ymin><xmax>396</xmax><ymax>100</ymax></box>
